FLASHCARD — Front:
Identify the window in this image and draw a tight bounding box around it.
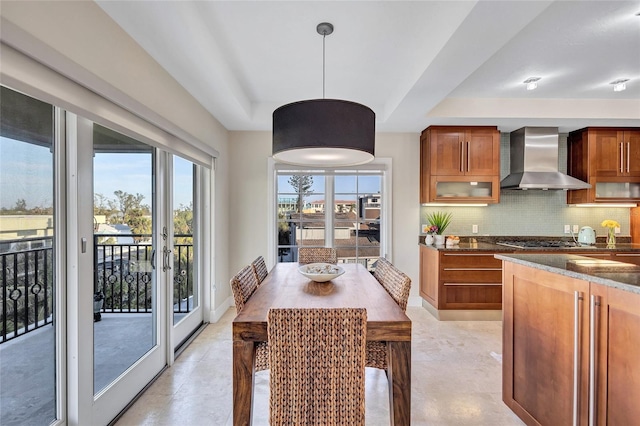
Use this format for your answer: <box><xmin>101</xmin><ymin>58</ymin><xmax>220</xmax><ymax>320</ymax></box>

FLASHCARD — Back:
<box><xmin>273</xmin><ymin>161</ymin><xmax>390</xmax><ymax>270</ymax></box>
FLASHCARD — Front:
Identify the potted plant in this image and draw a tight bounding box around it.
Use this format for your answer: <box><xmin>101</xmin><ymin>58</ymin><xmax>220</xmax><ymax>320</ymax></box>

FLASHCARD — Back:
<box><xmin>426</xmin><ymin>211</ymin><xmax>452</xmax><ymax>245</ymax></box>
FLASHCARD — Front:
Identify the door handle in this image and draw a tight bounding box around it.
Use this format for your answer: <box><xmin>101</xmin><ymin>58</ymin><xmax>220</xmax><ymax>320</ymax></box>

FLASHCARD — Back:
<box><xmin>151</xmin><ymin>249</ymin><xmax>156</xmax><ymax>270</ymax></box>
<box><xmin>466</xmin><ymin>141</ymin><xmax>470</xmax><ymax>172</ymax></box>
<box><xmin>627</xmin><ymin>142</ymin><xmax>630</xmax><ymax>173</ymax></box>
<box><xmin>620</xmin><ymin>142</ymin><xmax>624</xmax><ymax>174</ymax></box>
<box><xmin>588</xmin><ymin>294</ymin><xmax>599</xmax><ymax>426</ymax></box>
<box><xmin>163</xmin><ymin>246</ymin><xmax>172</xmax><ymax>272</ymax></box>
<box><xmin>460</xmin><ymin>141</ymin><xmax>464</xmax><ymax>173</ymax></box>
<box><xmin>573</xmin><ymin>290</ymin><xmax>583</xmax><ymax>426</ymax></box>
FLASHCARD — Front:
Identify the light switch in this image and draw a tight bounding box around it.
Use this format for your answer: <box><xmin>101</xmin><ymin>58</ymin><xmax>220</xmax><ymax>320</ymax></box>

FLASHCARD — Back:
<box><xmin>564</xmin><ymin>225</ymin><xmax>571</xmax><ymax>234</ymax></box>
<box><xmin>472</xmin><ymin>224</ymin><xmax>478</xmax><ymax>234</ymax></box>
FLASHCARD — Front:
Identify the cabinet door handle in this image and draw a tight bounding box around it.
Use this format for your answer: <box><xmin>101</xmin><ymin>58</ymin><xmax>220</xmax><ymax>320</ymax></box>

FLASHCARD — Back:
<box><xmin>589</xmin><ymin>294</ymin><xmax>599</xmax><ymax>426</ymax></box>
<box><xmin>627</xmin><ymin>142</ymin><xmax>630</xmax><ymax>173</ymax></box>
<box><xmin>620</xmin><ymin>143</ymin><xmax>625</xmax><ymax>174</ymax></box>
<box><xmin>460</xmin><ymin>141</ymin><xmax>464</xmax><ymax>173</ymax></box>
<box><xmin>573</xmin><ymin>290</ymin><xmax>583</xmax><ymax>426</ymax></box>
<box><xmin>467</xmin><ymin>141</ymin><xmax>470</xmax><ymax>172</ymax></box>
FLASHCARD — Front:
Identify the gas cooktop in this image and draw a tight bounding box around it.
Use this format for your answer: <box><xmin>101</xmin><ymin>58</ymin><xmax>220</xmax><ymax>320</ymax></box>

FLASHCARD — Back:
<box><xmin>496</xmin><ymin>240</ymin><xmax>578</xmax><ymax>249</ymax></box>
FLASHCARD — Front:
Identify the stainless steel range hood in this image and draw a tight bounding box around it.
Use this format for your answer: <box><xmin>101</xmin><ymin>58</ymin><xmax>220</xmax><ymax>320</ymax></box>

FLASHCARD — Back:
<box><xmin>500</xmin><ymin>127</ymin><xmax>591</xmax><ymax>190</ymax></box>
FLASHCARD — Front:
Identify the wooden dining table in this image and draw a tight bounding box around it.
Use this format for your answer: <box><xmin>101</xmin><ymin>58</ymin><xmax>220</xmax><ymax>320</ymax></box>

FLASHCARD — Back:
<box><xmin>232</xmin><ymin>262</ymin><xmax>412</xmax><ymax>425</ymax></box>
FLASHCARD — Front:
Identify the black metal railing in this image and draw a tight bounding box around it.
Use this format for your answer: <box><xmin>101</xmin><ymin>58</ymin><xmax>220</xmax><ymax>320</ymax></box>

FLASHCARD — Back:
<box><xmin>1</xmin><ymin>236</ymin><xmax>54</xmax><ymax>343</ymax></box>
<box><xmin>1</xmin><ymin>234</ymin><xmax>194</xmax><ymax>344</ymax></box>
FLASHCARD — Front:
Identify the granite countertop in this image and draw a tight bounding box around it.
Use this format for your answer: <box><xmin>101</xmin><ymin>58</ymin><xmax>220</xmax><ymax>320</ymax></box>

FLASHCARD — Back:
<box><xmin>495</xmin><ymin>253</ymin><xmax>640</xmax><ymax>295</ymax></box>
<box><xmin>418</xmin><ymin>235</ymin><xmax>640</xmax><ymax>253</ymax></box>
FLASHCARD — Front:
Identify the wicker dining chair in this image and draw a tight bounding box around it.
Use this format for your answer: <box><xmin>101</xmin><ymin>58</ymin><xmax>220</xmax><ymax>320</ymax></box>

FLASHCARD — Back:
<box><xmin>268</xmin><ymin>308</ymin><xmax>367</xmax><ymax>426</ymax></box>
<box><xmin>366</xmin><ymin>263</ymin><xmax>411</xmax><ymax>370</ymax></box>
<box><xmin>230</xmin><ymin>264</ymin><xmax>269</xmax><ymax>371</ymax></box>
<box><xmin>298</xmin><ymin>247</ymin><xmax>337</xmax><ymax>264</ymax></box>
<box><xmin>251</xmin><ymin>255</ymin><xmax>268</xmax><ymax>284</ymax></box>
<box><xmin>373</xmin><ymin>256</ymin><xmax>392</xmax><ymax>284</ymax></box>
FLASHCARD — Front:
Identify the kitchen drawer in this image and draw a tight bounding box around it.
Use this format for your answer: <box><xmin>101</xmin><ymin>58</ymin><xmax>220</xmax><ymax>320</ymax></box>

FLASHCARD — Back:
<box><xmin>444</xmin><ymin>285</ymin><xmax>502</xmax><ymax>308</ymax></box>
<box><xmin>440</xmin><ymin>252</ymin><xmax>503</xmax><ymax>268</ymax></box>
<box><xmin>441</xmin><ymin>269</ymin><xmax>502</xmax><ymax>284</ymax></box>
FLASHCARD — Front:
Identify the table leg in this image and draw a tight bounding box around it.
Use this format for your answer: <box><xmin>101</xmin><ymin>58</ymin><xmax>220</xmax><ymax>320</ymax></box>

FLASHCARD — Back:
<box><xmin>388</xmin><ymin>340</ymin><xmax>411</xmax><ymax>425</ymax></box>
<box><xmin>233</xmin><ymin>340</ymin><xmax>255</xmax><ymax>426</ymax></box>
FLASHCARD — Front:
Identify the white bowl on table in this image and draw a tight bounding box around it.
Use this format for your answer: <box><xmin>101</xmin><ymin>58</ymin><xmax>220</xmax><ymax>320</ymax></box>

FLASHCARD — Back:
<box><xmin>298</xmin><ymin>263</ymin><xmax>345</xmax><ymax>282</ymax></box>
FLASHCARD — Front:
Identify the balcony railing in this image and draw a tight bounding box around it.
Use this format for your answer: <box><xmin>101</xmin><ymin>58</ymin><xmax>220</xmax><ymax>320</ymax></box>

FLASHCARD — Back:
<box><xmin>1</xmin><ymin>234</ymin><xmax>194</xmax><ymax>344</ymax></box>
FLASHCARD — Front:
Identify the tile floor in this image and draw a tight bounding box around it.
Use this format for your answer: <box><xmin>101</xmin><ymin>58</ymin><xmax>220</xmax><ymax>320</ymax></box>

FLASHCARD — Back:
<box><xmin>115</xmin><ymin>306</ymin><xmax>525</xmax><ymax>425</ymax></box>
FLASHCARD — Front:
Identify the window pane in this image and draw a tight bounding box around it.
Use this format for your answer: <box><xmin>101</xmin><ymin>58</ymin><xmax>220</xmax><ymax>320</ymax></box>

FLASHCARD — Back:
<box><xmin>93</xmin><ymin>124</ymin><xmax>155</xmax><ymax>394</ymax></box>
<box><xmin>0</xmin><ymin>86</ymin><xmax>57</xmax><ymax>425</ymax></box>
<box><xmin>334</xmin><ymin>174</ymin><xmax>382</xmax><ymax>271</ymax></box>
<box><xmin>276</xmin><ymin>174</ymin><xmax>325</xmax><ymax>262</ymax></box>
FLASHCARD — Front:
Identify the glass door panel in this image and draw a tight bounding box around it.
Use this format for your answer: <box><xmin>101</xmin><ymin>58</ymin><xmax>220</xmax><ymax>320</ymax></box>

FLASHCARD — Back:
<box><xmin>171</xmin><ymin>155</ymin><xmax>203</xmax><ymax>350</ymax></box>
<box><xmin>172</xmin><ymin>156</ymin><xmax>196</xmax><ymax>325</ymax></box>
<box><xmin>92</xmin><ymin>124</ymin><xmax>156</xmax><ymax>393</ymax></box>
<box><xmin>0</xmin><ymin>87</ymin><xmax>58</xmax><ymax>425</ymax></box>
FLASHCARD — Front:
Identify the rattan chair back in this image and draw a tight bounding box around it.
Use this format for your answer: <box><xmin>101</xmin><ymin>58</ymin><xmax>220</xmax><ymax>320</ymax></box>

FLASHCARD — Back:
<box><xmin>366</xmin><ymin>262</ymin><xmax>411</xmax><ymax>370</ymax></box>
<box><xmin>381</xmin><ymin>263</ymin><xmax>411</xmax><ymax>312</ymax></box>
<box><xmin>298</xmin><ymin>247</ymin><xmax>337</xmax><ymax>264</ymax></box>
<box><xmin>251</xmin><ymin>255</ymin><xmax>268</xmax><ymax>284</ymax></box>
<box><xmin>268</xmin><ymin>308</ymin><xmax>367</xmax><ymax>425</ymax></box>
<box><xmin>230</xmin><ymin>264</ymin><xmax>269</xmax><ymax>371</ymax></box>
<box><xmin>373</xmin><ymin>256</ymin><xmax>392</xmax><ymax>284</ymax></box>
<box><xmin>230</xmin><ymin>264</ymin><xmax>259</xmax><ymax>313</ymax></box>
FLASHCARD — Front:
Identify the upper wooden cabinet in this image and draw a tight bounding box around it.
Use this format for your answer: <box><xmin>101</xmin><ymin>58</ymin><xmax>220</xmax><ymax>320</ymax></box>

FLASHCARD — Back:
<box><xmin>567</xmin><ymin>127</ymin><xmax>640</xmax><ymax>204</ymax></box>
<box><xmin>420</xmin><ymin>126</ymin><xmax>500</xmax><ymax>204</ymax></box>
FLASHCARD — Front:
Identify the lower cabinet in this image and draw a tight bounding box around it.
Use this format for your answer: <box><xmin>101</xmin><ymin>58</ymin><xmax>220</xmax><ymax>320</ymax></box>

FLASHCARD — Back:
<box><xmin>502</xmin><ymin>261</ymin><xmax>640</xmax><ymax>425</ymax></box>
<box><xmin>420</xmin><ymin>247</ymin><xmax>503</xmax><ymax>310</ymax></box>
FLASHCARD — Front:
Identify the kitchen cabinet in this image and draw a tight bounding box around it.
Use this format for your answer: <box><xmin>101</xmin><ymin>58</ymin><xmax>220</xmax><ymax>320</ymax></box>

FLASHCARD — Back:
<box><xmin>590</xmin><ymin>283</ymin><xmax>640</xmax><ymax>425</ymax></box>
<box><xmin>420</xmin><ymin>126</ymin><xmax>500</xmax><ymax>204</ymax></box>
<box><xmin>502</xmin><ymin>261</ymin><xmax>640</xmax><ymax>425</ymax></box>
<box><xmin>567</xmin><ymin>127</ymin><xmax>640</xmax><ymax>204</ymax></box>
<box><xmin>420</xmin><ymin>248</ymin><xmax>503</xmax><ymax>311</ymax></box>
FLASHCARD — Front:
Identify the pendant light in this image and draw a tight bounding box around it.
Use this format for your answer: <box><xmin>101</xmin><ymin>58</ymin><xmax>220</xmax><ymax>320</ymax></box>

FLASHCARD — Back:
<box><xmin>272</xmin><ymin>22</ymin><xmax>375</xmax><ymax>167</ymax></box>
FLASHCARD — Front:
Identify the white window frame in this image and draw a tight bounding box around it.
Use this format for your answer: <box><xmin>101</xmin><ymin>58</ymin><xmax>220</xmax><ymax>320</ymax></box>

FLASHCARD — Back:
<box><xmin>267</xmin><ymin>158</ymin><xmax>392</xmax><ymax>268</ymax></box>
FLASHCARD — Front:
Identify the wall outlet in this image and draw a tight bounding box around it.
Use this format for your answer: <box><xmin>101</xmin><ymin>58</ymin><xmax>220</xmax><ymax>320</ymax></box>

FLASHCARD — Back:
<box><xmin>472</xmin><ymin>224</ymin><xmax>478</xmax><ymax>234</ymax></box>
<box><xmin>573</xmin><ymin>225</ymin><xmax>579</xmax><ymax>233</ymax></box>
<box><xmin>564</xmin><ymin>224</ymin><xmax>571</xmax><ymax>234</ymax></box>
<box><xmin>615</xmin><ymin>227</ymin><xmax>620</xmax><ymax>234</ymax></box>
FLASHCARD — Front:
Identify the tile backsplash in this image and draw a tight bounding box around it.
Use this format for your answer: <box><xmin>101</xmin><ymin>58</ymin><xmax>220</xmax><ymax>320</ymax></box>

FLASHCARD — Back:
<box><xmin>420</xmin><ymin>133</ymin><xmax>631</xmax><ymax>237</ymax></box>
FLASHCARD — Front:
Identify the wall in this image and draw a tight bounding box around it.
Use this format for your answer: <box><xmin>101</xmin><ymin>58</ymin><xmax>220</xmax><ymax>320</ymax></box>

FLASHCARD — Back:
<box><xmin>421</xmin><ymin>133</ymin><xmax>631</xmax><ymax>237</ymax></box>
<box><xmin>0</xmin><ymin>1</ymin><xmax>232</xmax><ymax>314</ymax></box>
<box><xmin>228</xmin><ymin>131</ymin><xmax>422</xmax><ymax>301</ymax></box>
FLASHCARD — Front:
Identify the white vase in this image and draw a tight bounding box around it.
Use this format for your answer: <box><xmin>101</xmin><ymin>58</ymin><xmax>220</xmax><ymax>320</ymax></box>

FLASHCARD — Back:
<box><xmin>425</xmin><ymin>235</ymin><xmax>434</xmax><ymax>245</ymax></box>
<box><xmin>434</xmin><ymin>235</ymin><xmax>445</xmax><ymax>245</ymax></box>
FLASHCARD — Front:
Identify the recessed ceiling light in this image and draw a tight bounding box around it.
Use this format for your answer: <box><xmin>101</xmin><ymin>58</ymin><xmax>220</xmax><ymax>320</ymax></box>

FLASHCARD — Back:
<box><xmin>523</xmin><ymin>77</ymin><xmax>541</xmax><ymax>90</ymax></box>
<box><xmin>610</xmin><ymin>78</ymin><xmax>629</xmax><ymax>91</ymax></box>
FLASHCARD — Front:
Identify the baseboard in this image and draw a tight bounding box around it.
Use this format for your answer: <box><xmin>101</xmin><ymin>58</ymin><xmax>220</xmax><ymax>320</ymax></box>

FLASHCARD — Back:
<box><xmin>421</xmin><ymin>299</ymin><xmax>502</xmax><ymax>321</ymax></box>
<box><xmin>209</xmin><ymin>296</ymin><xmax>233</xmax><ymax>323</ymax></box>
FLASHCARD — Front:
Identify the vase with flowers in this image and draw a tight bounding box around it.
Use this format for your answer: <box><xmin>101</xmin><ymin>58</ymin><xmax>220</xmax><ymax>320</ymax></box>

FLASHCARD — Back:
<box><xmin>426</xmin><ymin>211</ymin><xmax>452</xmax><ymax>246</ymax></box>
<box><xmin>601</xmin><ymin>219</ymin><xmax>620</xmax><ymax>247</ymax></box>
<box><xmin>424</xmin><ymin>224</ymin><xmax>438</xmax><ymax>245</ymax></box>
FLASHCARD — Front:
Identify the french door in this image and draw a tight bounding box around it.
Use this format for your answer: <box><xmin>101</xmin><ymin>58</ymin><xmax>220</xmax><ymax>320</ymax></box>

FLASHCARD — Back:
<box><xmin>73</xmin><ymin>116</ymin><xmax>167</xmax><ymax>424</ymax></box>
<box><xmin>168</xmin><ymin>155</ymin><xmax>204</xmax><ymax>351</ymax></box>
<box><xmin>1</xmin><ymin>85</ymin><xmax>207</xmax><ymax>425</ymax></box>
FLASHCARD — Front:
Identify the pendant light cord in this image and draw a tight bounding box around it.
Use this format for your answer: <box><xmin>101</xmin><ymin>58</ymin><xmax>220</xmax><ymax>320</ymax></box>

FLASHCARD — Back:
<box><xmin>322</xmin><ymin>32</ymin><xmax>326</xmax><ymax>99</ymax></box>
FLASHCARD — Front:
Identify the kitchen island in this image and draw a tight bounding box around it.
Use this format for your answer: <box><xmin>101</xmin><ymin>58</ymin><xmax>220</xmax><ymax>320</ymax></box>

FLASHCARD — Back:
<box><xmin>497</xmin><ymin>253</ymin><xmax>640</xmax><ymax>426</ymax></box>
<box><xmin>419</xmin><ymin>237</ymin><xmax>640</xmax><ymax>320</ymax></box>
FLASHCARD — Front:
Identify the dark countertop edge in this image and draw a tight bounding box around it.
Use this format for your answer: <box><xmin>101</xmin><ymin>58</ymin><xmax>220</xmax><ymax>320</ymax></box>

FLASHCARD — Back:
<box><xmin>495</xmin><ymin>253</ymin><xmax>640</xmax><ymax>295</ymax></box>
<box><xmin>418</xmin><ymin>241</ymin><xmax>640</xmax><ymax>253</ymax></box>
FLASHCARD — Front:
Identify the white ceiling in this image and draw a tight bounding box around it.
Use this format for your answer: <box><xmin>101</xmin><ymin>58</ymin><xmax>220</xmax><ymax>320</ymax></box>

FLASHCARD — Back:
<box><xmin>97</xmin><ymin>1</ymin><xmax>640</xmax><ymax>133</ymax></box>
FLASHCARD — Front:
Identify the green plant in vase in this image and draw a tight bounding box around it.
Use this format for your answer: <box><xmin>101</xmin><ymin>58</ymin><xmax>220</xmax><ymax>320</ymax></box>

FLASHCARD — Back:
<box><xmin>426</xmin><ymin>211</ymin><xmax>452</xmax><ymax>245</ymax></box>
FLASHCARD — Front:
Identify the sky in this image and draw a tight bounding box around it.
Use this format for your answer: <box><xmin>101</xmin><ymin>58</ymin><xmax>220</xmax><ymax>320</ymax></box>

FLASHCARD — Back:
<box><xmin>1</xmin><ymin>136</ymin><xmax>194</xmax><ymax>211</ymax></box>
